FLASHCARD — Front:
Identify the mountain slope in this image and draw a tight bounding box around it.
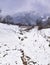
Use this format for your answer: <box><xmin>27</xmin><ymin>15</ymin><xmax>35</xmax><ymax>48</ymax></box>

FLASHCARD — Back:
<box><xmin>0</xmin><ymin>23</ymin><xmax>50</xmax><ymax>65</ymax></box>
<box><xmin>13</xmin><ymin>11</ymin><xmax>41</xmax><ymax>26</ymax></box>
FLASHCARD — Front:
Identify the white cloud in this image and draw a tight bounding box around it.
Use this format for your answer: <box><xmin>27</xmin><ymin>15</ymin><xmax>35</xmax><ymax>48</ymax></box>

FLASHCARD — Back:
<box><xmin>0</xmin><ymin>0</ymin><xmax>50</xmax><ymax>15</ymax></box>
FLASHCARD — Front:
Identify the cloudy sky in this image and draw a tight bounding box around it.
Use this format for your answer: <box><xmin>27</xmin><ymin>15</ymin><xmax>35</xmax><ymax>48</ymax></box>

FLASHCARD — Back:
<box><xmin>0</xmin><ymin>0</ymin><xmax>50</xmax><ymax>15</ymax></box>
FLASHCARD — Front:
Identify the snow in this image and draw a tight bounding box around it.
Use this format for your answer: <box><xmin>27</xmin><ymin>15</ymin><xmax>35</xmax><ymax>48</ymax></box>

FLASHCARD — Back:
<box><xmin>0</xmin><ymin>23</ymin><xmax>50</xmax><ymax>65</ymax></box>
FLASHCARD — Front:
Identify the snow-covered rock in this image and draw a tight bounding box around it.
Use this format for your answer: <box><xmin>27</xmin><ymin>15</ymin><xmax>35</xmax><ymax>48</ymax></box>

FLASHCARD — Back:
<box><xmin>0</xmin><ymin>23</ymin><xmax>50</xmax><ymax>65</ymax></box>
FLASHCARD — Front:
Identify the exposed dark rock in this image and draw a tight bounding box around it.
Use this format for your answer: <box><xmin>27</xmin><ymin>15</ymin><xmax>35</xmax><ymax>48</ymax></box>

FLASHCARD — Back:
<box><xmin>21</xmin><ymin>38</ymin><xmax>24</xmax><ymax>41</ymax></box>
<box><xmin>49</xmin><ymin>44</ymin><xmax>50</xmax><ymax>47</ymax></box>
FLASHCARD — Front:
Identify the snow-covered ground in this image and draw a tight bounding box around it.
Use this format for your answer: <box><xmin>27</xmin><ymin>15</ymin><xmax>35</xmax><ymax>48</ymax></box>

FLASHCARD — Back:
<box><xmin>0</xmin><ymin>23</ymin><xmax>50</xmax><ymax>65</ymax></box>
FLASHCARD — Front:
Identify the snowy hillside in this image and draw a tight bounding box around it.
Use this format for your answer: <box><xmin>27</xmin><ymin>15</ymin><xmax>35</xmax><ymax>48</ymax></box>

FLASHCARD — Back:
<box><xmin>0</xmin><ymin>23</ymin><xmax>50</xmax><ymax>65</ymax></box>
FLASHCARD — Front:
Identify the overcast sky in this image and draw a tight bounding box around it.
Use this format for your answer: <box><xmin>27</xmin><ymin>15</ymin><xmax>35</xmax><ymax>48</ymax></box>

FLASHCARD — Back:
<box><xmin>0</xmin><ymin>0</ymin><xmax>50</xmax><ymax>15</ymax></box>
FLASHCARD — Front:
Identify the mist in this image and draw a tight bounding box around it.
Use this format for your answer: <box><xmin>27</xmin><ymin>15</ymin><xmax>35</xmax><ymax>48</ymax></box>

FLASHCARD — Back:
<box><xmin>0</xmin><ymin>0</ymin><xmax>50</xmax><ymax>15</ymax></box>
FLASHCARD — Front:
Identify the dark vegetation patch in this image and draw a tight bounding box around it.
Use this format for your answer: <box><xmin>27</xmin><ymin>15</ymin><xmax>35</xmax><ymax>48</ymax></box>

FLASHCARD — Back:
<box><xmin>48</xmin><ymin>36</ymin><xmax>50</xmax><ymax>38</ymax></box>
<box><xmin>3</xmin><ymin>53</ymin><xmax>8</xmax><ymax>57</ymax></box>
<box><xmin>20</xmin><ymin>49</ymin><xmax>37</xmax><ymax>65</ymax></box>
<box><xmin>19</xmin><ymin>32</ymin><xmax>23</xmax><ymax>35</ymax></box>
<box><xmin>35</xmin><ymin>40</ymin><xmax>37</xmax><ymax>42</ymax></box>
<box><xmin>24</xmin><ymin>36</ymin><xmax>27</xmax><ymax>39</ymax></box>
<box><xmin>46</xmin><ymin>39</ymin><xmax>48</xmax><ymax>42</ymax></box>
<box><xmin>21</xmin><ymin>38</ymin><xmax>24</xmax><ymax>41</ymax></box>
<box><xmin>15</xmin><ymin>61</ymin><xmax>17</xmax><ymax>64</ymax></box>
<box><xmin>0</xmin><ymin>46</ymin><xmax>1</xmax><ymax>48</ymax></box>
<box><xmin>48</xmin><ymin>44</ymin><xmax>50</xmax><ymax>47</ymax></box>
<box><xmin>28</xmin><ymin>61</ymin><xmax>37</xmax><ymax>65</ymax></box>
<box><xmin>38</xmin><ymin>26</ymin><xmax>43</xmax><ymax>30</ymax></box>
<box><xmin>6</xmin><ymin>49</ymin><xmax>10</xmax><ymax>51</ymax></box>
<box><xmin>4</xmin><ymin>44</ymin><xmax>7</xmax><ymax>46</ymax></box>
<box><xmin>18</xmin><ymin>37</ymin><xmax>21</xmax><ymax>39</ymax></box>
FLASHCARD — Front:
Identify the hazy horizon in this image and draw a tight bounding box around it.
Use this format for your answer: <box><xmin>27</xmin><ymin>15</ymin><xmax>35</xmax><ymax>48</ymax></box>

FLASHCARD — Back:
<box><xmin>0</xmin><ymin>0</ymin><xmax>50</xmax><ymax>15</ymax></box>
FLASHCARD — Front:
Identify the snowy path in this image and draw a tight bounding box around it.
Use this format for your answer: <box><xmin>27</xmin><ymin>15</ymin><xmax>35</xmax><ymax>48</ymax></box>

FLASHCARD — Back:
<box><xmin>0</xmin><ymin>23</ymin><xmax>50</xmax><ymax>65</ymax></box>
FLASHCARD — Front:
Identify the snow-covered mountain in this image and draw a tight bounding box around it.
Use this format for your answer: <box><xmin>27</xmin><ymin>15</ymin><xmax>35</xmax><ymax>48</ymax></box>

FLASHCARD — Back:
<box><xmin>13</xmin><ymin>11</ymin><xmax>50</xmax><ymax>26</ymax></box>
<box><xmin>0</xmin><ymin>23</ymin><xmax>50</xmax><ymax>65</ymax></box>
<box><xmin>1</xmin><ymin>11</ymin><xmax>50</xmax><ymax>27</ymax></box>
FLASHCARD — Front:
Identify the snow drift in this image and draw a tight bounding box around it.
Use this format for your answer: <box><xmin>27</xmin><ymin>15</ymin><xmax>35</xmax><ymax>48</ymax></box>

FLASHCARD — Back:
<box><xmin>0</xmin><ymin>23</ymin><xmax>50</xmax><ymax>65</ymax></box>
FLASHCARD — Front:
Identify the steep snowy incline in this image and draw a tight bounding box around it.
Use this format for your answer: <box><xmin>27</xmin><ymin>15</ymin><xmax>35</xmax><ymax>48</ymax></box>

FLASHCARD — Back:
<box><xmin>0</xmin><ymin>23</ymin><xmax>50</xmax><ymax>65</ymax></box>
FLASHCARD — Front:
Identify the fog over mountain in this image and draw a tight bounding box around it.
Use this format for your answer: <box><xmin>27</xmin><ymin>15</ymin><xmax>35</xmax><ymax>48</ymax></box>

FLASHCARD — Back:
<box><xmin>0</xmin><ymin>0</ymin><xmax>50</xmax><ymax>15</ymax></box>
<box><xmin>0</xmin><ymin>0</ymin><xmax>50</xmax><ymax>26</ymax></box>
